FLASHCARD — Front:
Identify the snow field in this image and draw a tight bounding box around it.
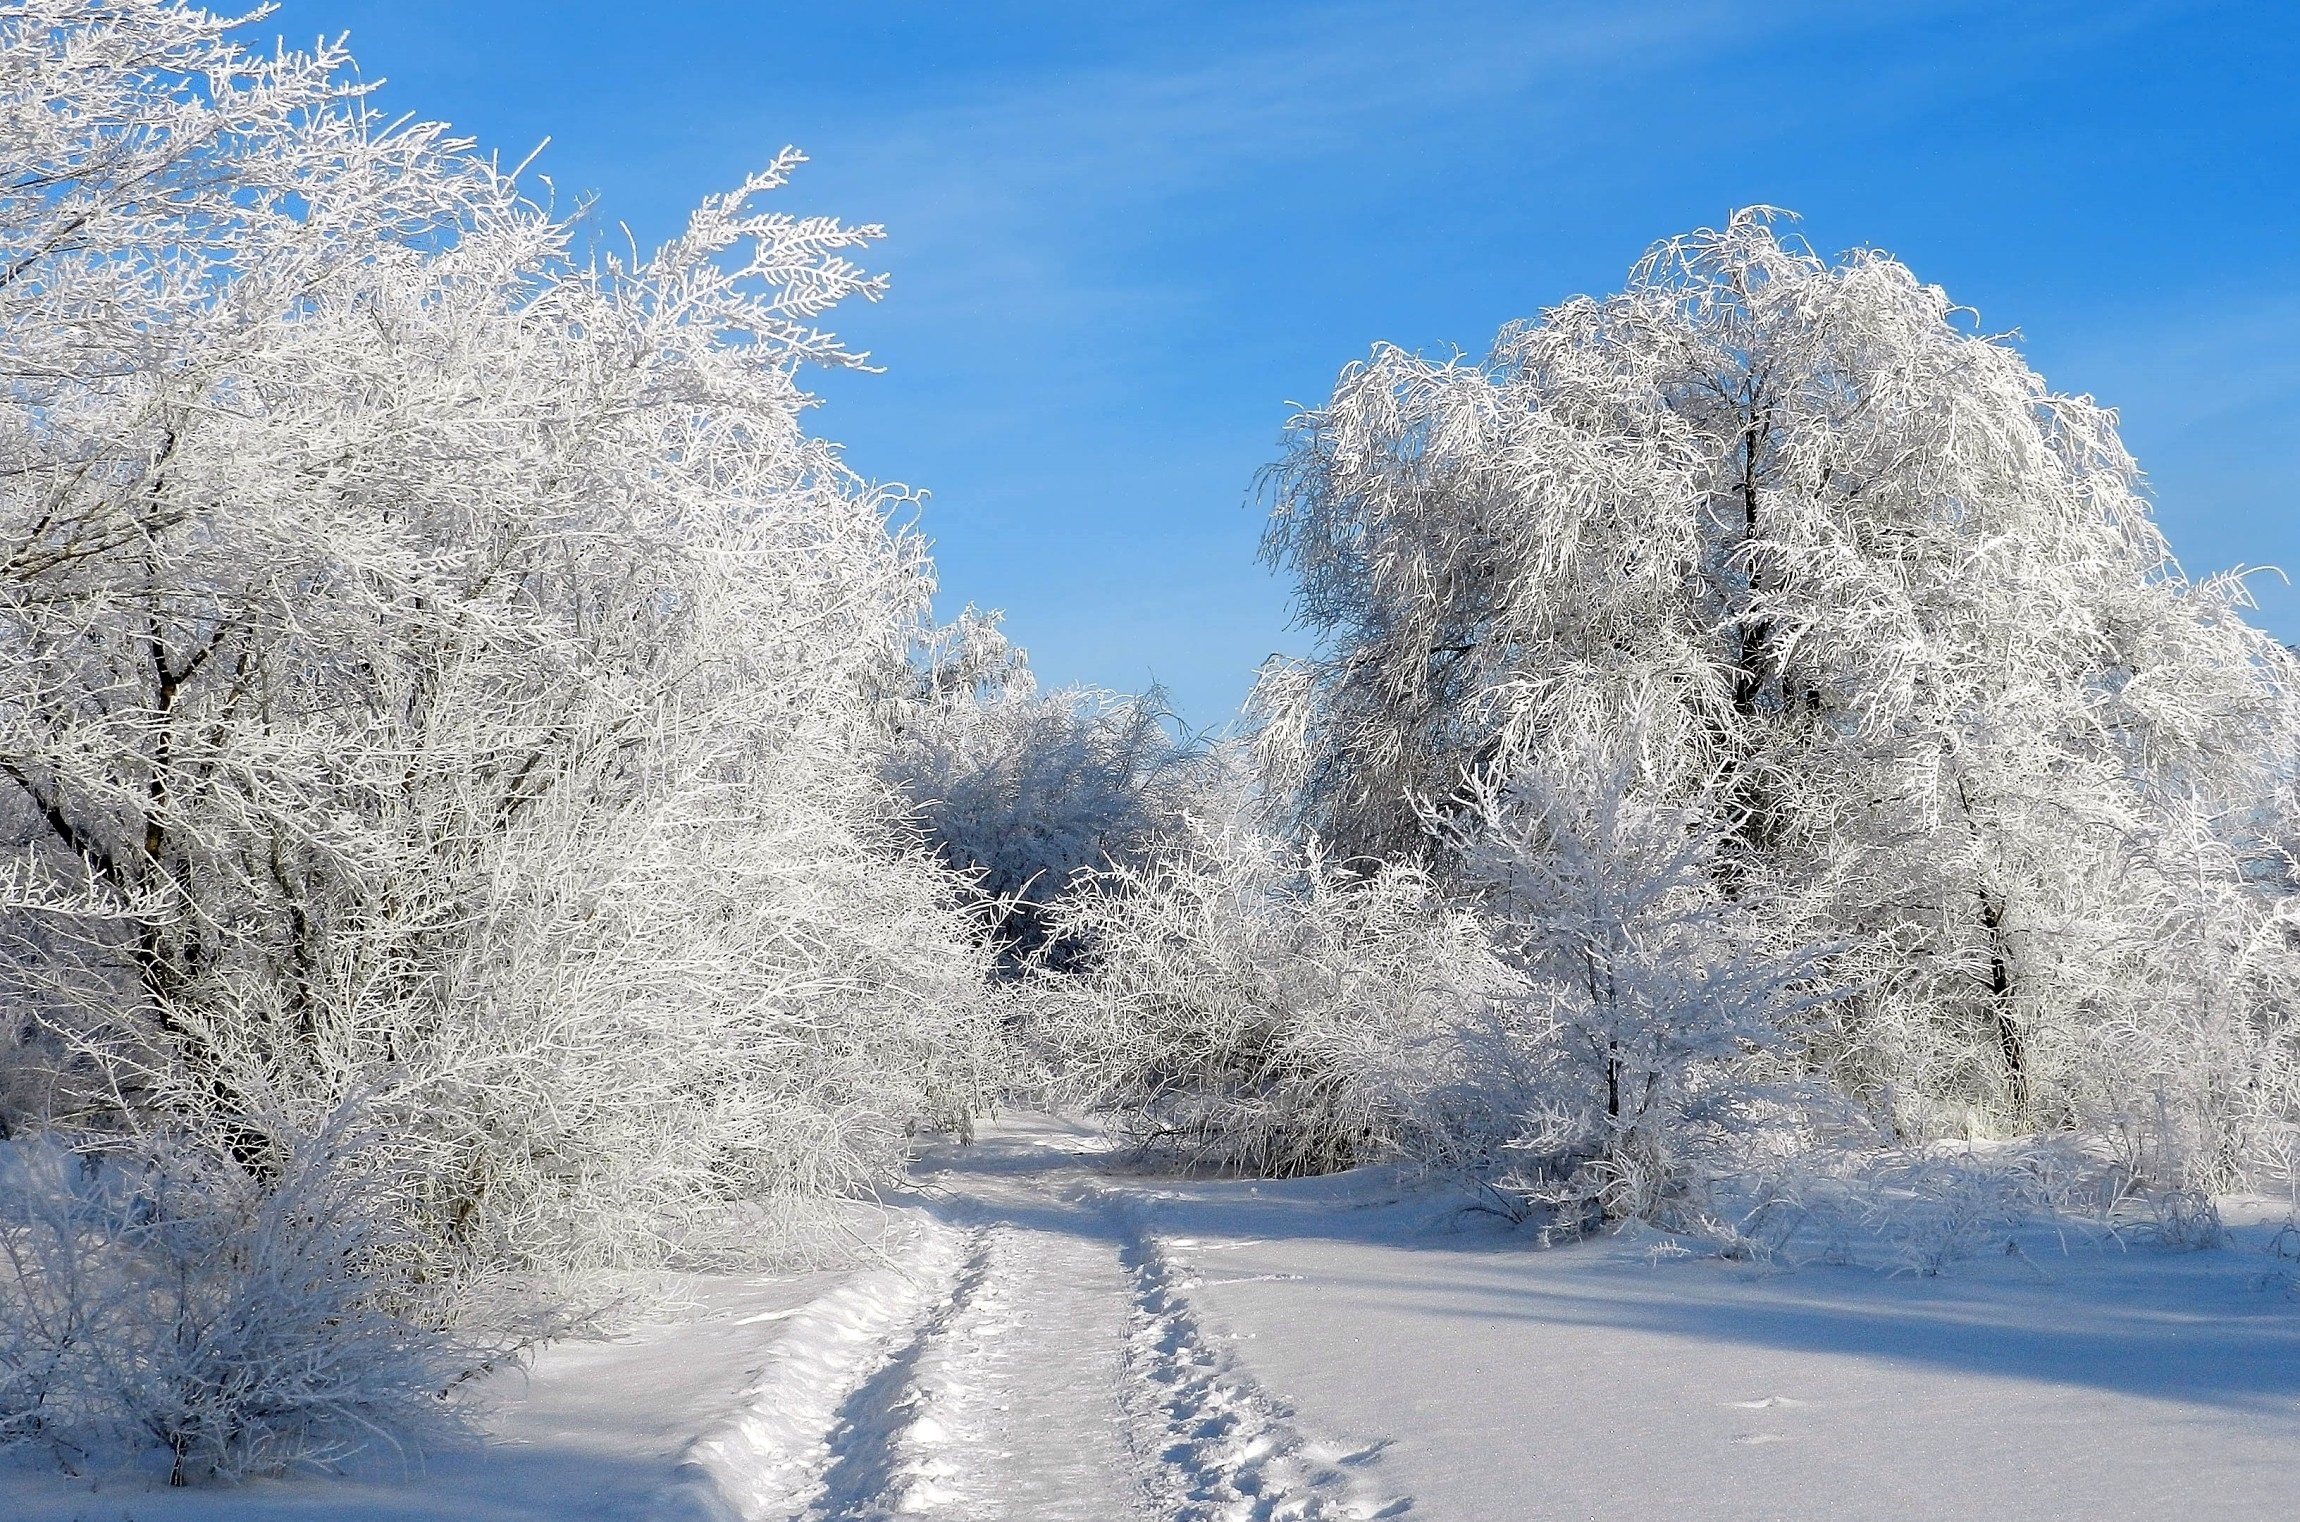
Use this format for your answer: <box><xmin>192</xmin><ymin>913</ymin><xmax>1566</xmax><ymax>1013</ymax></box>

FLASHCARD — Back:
<box><xmin>16</xmin><ymin>1120</ymin><xmax>2300</xmax><ymax>1520</ymax></box>
<box><xmin>1131</xmin><ymin>1166</ymin><xmax>2300</xmax><ymax>1521</ymax></box>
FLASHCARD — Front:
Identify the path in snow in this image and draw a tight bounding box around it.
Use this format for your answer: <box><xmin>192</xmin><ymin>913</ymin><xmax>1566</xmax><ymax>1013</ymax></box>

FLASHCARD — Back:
<box><xmin>800</xmin><ymin>1118</ymin><xmax>1406</xmax><ymax>1521</ymax></box>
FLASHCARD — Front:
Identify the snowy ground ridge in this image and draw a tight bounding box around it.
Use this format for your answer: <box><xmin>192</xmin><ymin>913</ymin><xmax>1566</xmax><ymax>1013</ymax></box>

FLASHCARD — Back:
<box><xmin>1107</xmin><ymin>1193</ymin><xmax>1411</xmax><ymax>1522</ymax></box>
<box><xmin>647</xmin><ymin>1213</ymin><xmax>973</xmax><ymax>1522</ymax></box>
<box><xmin>800</xmin><ymin>1224</ymin><xmax>998</xmax><ymax>1520</ymax></box>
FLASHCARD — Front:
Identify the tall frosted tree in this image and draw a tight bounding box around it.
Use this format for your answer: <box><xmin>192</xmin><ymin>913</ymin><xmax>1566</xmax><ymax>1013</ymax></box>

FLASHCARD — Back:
<box><xmin>1257</xmin><ymin>211</ymin><xmax>2300</xmax><ymax>1165</ymax></box>
<box><xmin>0</xmin><ymin>0</ymin><xmax>991</xmax><ymax>1274</ymax></box>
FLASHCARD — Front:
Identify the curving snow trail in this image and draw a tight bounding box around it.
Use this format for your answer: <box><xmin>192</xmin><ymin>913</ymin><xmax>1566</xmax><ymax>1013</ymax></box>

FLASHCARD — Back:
<box><xmin>770</xmin><ymin>1118</ymin><xmax>1406</xmax><ymax>1522</ymax></box>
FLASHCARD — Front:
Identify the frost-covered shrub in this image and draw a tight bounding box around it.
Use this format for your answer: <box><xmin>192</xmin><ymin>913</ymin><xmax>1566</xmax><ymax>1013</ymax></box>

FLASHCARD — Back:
<box><xmin>312</xmin><ymin>755</ymin><xmax>995</xmax><ymax>1277</ymax></box>
<box><xmin>1712</xmin><ymin>1141</ymin><xmax>2100</xmax><ymax>1274</ymax></box>
<box><xmin>1856</xmin><ymin>1148</ymin><xmax>2084</xmax><ymax>1276</ymax></box>
<box><xmin>1039</xmin><ymin>718</ymin><xmax>1837</xmax><ymax>1207</ymax></box>
<box><xmin>1042</xmin><ymin>815</ymin><xmax>1498</xmax><ymax>1175</ymax></box>
<box><xmin>0</xmin><ymin>1111</ymin><xmax>469</xmax><ymax>1485</ymax></box>
<box><xmin>889</xmin><ymin>620</ymin><xmax>1207</xmax><ymax>967</ymax></box>
<box><xmin>2030</xmin><ymin>803</ymin><xmax>2300</xmax><ymax>1194</ymax></box>
<box><xmin>1433</xmin><ymin>723</ymin><xmax>1833</xmax><ymax>1230</ymax></box>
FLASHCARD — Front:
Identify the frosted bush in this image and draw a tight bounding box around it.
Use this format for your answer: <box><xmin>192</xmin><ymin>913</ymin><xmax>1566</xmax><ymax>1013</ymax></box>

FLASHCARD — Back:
<box><xmin>1856</xmin><ymin>1149</ymin><xmax>2083</xmax><ymax>1276</ymax></box>
<box><xmin>1042</xmin><ymin>814</ymin><xmax>1500</xmax><ymax>1176</ymax></box>
<box><xmin>1680</xmin><ymin>1136</ymin><xmax>2224</xmax><ymax>1274</ymax></box>
<box><xmin>0</xmin><ymin>1110</ymin><xmax>470</xmax><ymax>1485</ymax></box>
<box><xmin>1435</xmin><ymin>720</ymin><xmax>1834</xmax><ymax>1232</ymax></box>
<box><xmin>2150</xmin><ymin>1187</ymin><xmax>2228</xmax><ymax>1252</ymax></box>
<box><xmin>888</xmin><ymin>626</ymin><xmax>1207</xmax><ymax>968</ymax></box>
<box><xmin>1040</xmin><ymin>715</ymin><xmax>1841</xmax><ymax>1211</ymax></box>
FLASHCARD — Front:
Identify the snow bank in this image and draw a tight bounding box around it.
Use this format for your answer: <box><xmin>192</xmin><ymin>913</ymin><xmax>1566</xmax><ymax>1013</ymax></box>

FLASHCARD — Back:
<box><xmin>0</xmin><ymin>1204</ymin><xmax>962</xmax><ymax>1522</ymax></box>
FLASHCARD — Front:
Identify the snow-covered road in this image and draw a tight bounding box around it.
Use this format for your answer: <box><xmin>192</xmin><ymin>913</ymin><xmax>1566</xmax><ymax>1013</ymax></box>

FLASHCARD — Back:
<box><xmin>13</xmin><ymin>1115</ymin><xmax>2300</xmax><ymax>1520</ymax></box>
<box><xmin>789</xmin><ymin>1119</ymin><xmax>1404</xmax><ymax>1521</ymax></box>
<box><xmin>820</xmin><ymin>1117</ymin><xmax>2300</xmax><ymax>1520</ymax></box>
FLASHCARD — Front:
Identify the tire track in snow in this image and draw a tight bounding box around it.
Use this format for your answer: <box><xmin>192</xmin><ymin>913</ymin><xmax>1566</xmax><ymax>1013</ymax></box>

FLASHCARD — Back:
<box><xmin>645</xmin><ymin>1212</ymin><xmax>971</xmax><ymax>1522</ymax></box>
<box><xmin>663</xmin><ymin>1123</ymin><xmax>1409</xmax><ymax>1521</ymax></box>
<box><xmin>803</xmin><ymin>1173</ymin><xmax>1399</xmax><ymax>1520</ymax></box>
<box><xmin>801</xmin><ymin>1228</ymin><xmax>999</xmax><ymax>1521</ymax></box>
<box><xmin>860</xmin><ymin>1216</ymin><xmax>1147</xmax><ymax>1520</ymax></box>
<box><xmin>1108</xmin><ymin>1194</ymin><xmax>1412</xmax><ymax>1522</ymax></box>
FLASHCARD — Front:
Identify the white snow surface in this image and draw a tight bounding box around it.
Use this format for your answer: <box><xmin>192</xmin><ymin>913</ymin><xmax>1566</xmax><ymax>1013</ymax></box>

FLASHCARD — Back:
<box><xmin>11</xmin><ymin>1114</ymin><xmax>2300</xmax><ymax>1520</ymax></box>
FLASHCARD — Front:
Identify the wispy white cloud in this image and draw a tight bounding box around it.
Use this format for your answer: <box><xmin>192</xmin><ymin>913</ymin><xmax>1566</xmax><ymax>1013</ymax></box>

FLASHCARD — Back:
<box><xmin>2047</xmin><ymin>293</ymin><xmax>2300</xmax><ymax>436</ymax></box>
<box><xmin>742</xmin><ymin>0</ymin><xmax>2280</xmax><ymax>710</ymax></box>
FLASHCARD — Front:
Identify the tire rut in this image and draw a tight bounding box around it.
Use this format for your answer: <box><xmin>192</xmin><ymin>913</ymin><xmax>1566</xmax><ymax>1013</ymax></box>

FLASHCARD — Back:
<box><xmin>764</xmin><ymin>1125</ymin><xmax>1409</xmax><ymax>1521</ymax></box>
<box><xmin>802</xmin><ymin>1228</ymin><xmax>997</xmax><ymax>1522</ymax></box>
<box><xmin>1108</xmin><ymin>1197</ymin><xmax>1411</xmax><ymax>1521</ymax></box>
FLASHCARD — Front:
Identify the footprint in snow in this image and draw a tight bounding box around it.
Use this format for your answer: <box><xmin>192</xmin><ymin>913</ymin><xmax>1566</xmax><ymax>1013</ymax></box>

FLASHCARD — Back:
<box><xmin>1724</xmin><ymin>1396</ymin><xmax>1809</xmax><ymax>1410</ymax></box>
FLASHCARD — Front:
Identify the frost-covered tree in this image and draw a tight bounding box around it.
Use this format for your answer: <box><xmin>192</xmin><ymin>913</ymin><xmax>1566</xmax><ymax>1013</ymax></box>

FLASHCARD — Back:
<box><xmin>0</xmin><ymin>0</ymin><xmax>991</xmax><ymax>1293</ymax></box>
<box><xmin>1433</xmin><ymin>713</ymin><xmax>1827</xmax><ymax>1227</ymax></box>
<box><xmin>1257</xmin><ymin>210</ymin><xmax>2300</xmax><ymax>1155</ymax></box>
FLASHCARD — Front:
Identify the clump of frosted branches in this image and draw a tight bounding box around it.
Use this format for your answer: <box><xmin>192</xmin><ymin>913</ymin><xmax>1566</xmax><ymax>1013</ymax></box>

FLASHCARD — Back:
<box><xmin>889</xmin><ymin>611</ymin><xmax>1208</xmax><ymax>968</ymax></box>
<box><xmin>0</xmin><ymin>1106</ymin><xmax>473</xmax><ymax>1485</ymax></box>
<box><xmin>1434</xmin><ymin>718</ymin><xmax>1834</xmax><ymax>1232</ymax></box>
<box><xmin>1041</xmin><ymin>812</ymin><xmax>1500</xmax><ymax>1176</ymax></box>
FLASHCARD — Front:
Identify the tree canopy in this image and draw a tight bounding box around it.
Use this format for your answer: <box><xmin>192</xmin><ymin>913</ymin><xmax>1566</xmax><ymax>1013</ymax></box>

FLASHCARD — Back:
<box><xmin>1257</xmin><ymin>211</ymin><xmax>2300</xmax><ymax>1149</ymax></box>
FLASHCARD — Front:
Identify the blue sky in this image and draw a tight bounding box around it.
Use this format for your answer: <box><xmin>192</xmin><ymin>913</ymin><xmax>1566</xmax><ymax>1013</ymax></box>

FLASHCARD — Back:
<box><xmin>278</xmin><ymin>1</ymin><xmax>2299</xmax><ymax>730</ymax></box>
